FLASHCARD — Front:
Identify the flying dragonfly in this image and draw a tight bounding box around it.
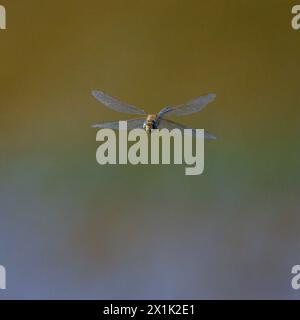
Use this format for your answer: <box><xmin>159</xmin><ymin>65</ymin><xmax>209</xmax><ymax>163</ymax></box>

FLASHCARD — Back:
<box><xmin>91</xmin><ymin>90</ymin><xmax>217</xmax><ymax>139</ymax></box>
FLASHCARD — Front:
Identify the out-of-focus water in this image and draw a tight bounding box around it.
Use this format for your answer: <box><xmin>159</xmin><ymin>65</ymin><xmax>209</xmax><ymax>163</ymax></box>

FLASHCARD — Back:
<box><xmin>0</xmin><ymin>0</ymin><xmax>299</xmax><ymax>299</ymax></box>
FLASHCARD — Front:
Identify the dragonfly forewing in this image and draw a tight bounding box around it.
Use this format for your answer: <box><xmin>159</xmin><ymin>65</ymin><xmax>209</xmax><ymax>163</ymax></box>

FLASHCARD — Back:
<box><xmin>92</xmin><ymin>90</ymin><xmax>147</xmax><ymax>115</ymax></box>
<box><xmin>163</xmin><ymin>93</ymin><xmax>216</xmax><ymax>116</ymax></box>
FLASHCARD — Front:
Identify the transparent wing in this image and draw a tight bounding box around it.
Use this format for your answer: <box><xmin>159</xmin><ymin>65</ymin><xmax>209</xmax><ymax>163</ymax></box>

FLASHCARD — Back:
<box><xmin>162</xmin><ymin>93</ymin><xmax>216</xmax><ymax>116</ymax></box>
<box><xmin>92</xmin><ymin>90</ymin><xmax>147</xmax><ymax>115</ymax></box>
<box><xmin>91</xmin><ymin>118</ymin><xmax>145</xmax><ymax>130</ymax></box>
<box><xmin>158</xmin><ymin>119</ymin><xmax>217</xmax><ymax>140</ymax></box>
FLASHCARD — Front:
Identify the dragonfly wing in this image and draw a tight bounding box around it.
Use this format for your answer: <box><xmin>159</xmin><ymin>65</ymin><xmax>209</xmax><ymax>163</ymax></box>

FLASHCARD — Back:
<box><xmin>92</xmin><ymin>90</ymin><xmax>147</xmax><ymax>115</ymax></box>
<box><xmin>162</xmin><ymin>93</ymin><xmax>216</xmax><ymax>116</ymax></box>
<box><xmin>158</xmin><ymin>119</ymin><xmax>217</xmax><ymax>140</ymax></box>
<box><xmin>92</xmin><ymin>118</ymin><xmax>145</xmax><ymax>130</ymax></box>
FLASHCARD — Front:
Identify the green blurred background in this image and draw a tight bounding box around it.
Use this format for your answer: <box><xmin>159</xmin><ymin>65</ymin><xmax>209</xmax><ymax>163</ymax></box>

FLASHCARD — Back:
<box><xmin>0</xmin><ymin>0</ymin><xmax>299</xmax><ymax>299</ymax></box>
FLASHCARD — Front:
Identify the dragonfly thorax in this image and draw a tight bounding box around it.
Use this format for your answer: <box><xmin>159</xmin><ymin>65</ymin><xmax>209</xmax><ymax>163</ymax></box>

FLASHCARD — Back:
<box><xmin>143</xmin><ymin>114</ymin><xmax>158</xmax><ymax>133</ymax></box>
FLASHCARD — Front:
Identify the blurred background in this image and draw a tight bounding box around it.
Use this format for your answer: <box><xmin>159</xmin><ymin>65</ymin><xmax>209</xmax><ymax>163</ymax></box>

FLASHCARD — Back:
<box><xmin>0</xmin><ymin>0</ymin><xmax>299</xmax><ymax>299</ymax></box>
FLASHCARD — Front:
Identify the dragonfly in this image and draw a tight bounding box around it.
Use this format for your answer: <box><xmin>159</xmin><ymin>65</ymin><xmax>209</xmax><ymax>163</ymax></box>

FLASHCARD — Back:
<box><xmin>91</xmin><ymin>90</ymin><xmax>217</xmax><ymax>139</ymax></box>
